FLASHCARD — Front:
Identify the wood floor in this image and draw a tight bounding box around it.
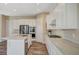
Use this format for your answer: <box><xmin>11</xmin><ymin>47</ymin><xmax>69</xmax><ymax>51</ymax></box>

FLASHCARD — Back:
<box><xmin>27</xmin><ymin>41</ymin><xmax>48</xmax><ymax>55</ymax></box>
<box><xmin>25</xmin><ymin>43</ymin><xmax>28</xmax><ymax>54</ymax></box>
<box><xmin>0</xmin><ymin>40</ymin><xmax>7</xmax><ymax>55</ymax></box>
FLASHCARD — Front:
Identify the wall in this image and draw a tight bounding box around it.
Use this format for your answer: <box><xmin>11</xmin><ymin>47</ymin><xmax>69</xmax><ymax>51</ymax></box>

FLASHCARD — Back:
<box><xmin>55</xmin><ymin>29</ymin><xmax>65</xmax><ymax>38</ymax></box>
<box><xmin>48</xmin><ymin>29</ymin><xmax>79</xmax><ymax>44</ymax></box>
<box><xmin>53</xmin><ymin>29</ymin><xmax>79</xmax><ymax>44</ymax></box>
<box><xmin>36</xmin><ymin>14</ymin><xmax>45</xmax><ymax>43</ymax></box>
<box><xmin>62</xmin><ymin>29</ymin><xmax>79</xmax><ymax>44</ymax></box>
<box><xmin>0</xmin><ymin>15</ymin><xmax>8</xmax><ymax>42</ymax></box>
<box><xmin>8</xmin><ymin>16</ymin><xmax>36</xmax><ymax>37</ymax></box>
<box><xmin>36</xmin><ymin>13</ymin><xmax>48</xmax><ymax>43</ymax></box>
<box><xmin>2</xmin><ymin>15</ymin><xmax>9</xmax><ymax>37</ymax></box>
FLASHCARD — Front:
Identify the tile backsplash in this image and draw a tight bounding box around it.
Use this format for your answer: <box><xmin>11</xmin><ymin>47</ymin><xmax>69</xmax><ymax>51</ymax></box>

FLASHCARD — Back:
<box><xmin>48</xmin><ymin>29</ymin><xmax>79</xmax><ymax>44</ymax></box>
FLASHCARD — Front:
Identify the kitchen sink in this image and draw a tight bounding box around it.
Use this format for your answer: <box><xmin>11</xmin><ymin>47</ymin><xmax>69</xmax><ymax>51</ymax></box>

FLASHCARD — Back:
<box><xmin>48</xmin><ymin>35</ymin><xmax>61</xmax><ymax>38</ymax></box>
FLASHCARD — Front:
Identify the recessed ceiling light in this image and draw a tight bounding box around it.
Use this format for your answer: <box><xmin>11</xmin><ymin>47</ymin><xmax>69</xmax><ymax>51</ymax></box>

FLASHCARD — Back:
<box><xmin>13</xmin><ymin>9</ymin><xmax>16</xmax><ymax>12</ymax></box>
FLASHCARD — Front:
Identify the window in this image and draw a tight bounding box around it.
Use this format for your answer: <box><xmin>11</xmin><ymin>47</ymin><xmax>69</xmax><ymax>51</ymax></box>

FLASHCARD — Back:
<box><xmin>19</xmin><ymin>25</ymin><xmax>29</xmax><ymax>34</ymax></box>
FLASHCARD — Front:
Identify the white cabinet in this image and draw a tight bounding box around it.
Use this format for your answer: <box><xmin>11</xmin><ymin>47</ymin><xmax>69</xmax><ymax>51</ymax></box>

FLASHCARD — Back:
<box><xmin>47</xmin><ymin>4</ymin><xmax>78</xmax><ymax>29</ymax></box>
<box><xmin>55</xmin><ymin>4</ymin><xmax>78</xmax><ymax>29</ymax></box>
<box><xmin>45</xmin><ymin>37</ymin><xmax>63</xmax><ymax>55</ymax></box>
<box><xmin>46</xmin><ymin>12</ymin><xmax>56</xmax><ymax>29</ymax></box>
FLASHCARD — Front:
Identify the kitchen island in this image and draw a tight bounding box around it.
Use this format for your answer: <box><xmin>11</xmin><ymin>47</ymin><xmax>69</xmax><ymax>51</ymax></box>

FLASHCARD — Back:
<box><xmin>6</xmin><ymin>36</ymin><xmax>27</xmax><ymax>55</ymax></box>
<box><xmin>2</xmin><ymin>35</ymin><xmax>31</xmax><ymax>55</ymax></box>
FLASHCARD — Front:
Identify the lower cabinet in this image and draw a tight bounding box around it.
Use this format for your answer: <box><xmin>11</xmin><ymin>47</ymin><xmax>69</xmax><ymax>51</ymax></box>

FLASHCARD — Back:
<box><xmin>45</xmin><ymin>38</ymin><xmax>63</xmax><ymax>55</ymax></box>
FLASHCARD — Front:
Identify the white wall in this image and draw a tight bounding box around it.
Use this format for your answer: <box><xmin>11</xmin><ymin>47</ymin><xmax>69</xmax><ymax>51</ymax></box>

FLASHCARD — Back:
<box><xmin>62</xmin><ymin>29</ymin><xmax>79</xmax><ymax>44</ymax></box>
<box><xmin>36</xmin><ymin>13</ymin><xmax>48</xmax><ymax>43</ymax></box>
<box><xmin>8</xmin><ymin>16</ymin><xmax>36</xmax><ymax>37</ymax></box>
<box><xmin>49</xmin><ymin>29</ymin><xmax>79</xmax><ymax>45</ymax></box>
<box><xmin>36</xmin><ymin>15</ymin><xmax>45</xmax><ymax>43</ymax></box>
<box><xmin>55</xmin><ymin>29</ymin><xmax>64</xmax><ymax>38</ymax></box>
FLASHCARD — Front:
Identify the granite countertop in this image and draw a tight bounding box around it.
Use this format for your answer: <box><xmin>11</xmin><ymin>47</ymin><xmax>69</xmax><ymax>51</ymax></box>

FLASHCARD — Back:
<box><xmin>49</xmin><ymin>38</ymin><xmax>79</xmax><ymax>55</ymax></box>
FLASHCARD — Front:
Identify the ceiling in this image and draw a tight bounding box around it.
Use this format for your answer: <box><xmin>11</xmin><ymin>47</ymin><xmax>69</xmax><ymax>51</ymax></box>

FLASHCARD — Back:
<box><xmin>0</xmin><ymin>3</ymin><xmax>57</xmax><ymax>16</ymax></box>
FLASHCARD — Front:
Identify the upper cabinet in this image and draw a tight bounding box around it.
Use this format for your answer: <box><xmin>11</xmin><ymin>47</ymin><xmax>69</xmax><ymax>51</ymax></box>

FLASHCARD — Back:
<box><xmin>47</xmin><ymin>4</ymin><xmax>78</xmax><ymax>29</ymax></box>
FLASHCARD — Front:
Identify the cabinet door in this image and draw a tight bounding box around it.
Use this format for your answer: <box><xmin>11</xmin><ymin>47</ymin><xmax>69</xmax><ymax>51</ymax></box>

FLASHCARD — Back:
<box><xmin>45</xmin><ymin>38</ymin><xmax>63</xmax><ymax>55</ymax></box>
<box><xmin>45</xmin><ymin>38</ymin><xmax>52</xmax><ymax>55</ymax></box>
<box><xmin>51</xmin><ymin>43</ymin><xmax>63</xmax><ymax>55</ymax></box>
<box><xmin>56</xmin><ymin>4</ymin><xmax>77</xmax><ymax>29</ymax></box>
<box><xmin>55</xmin><ymin>4</ymin><xmax>67</xmax><ymax>29</ymax></box>
<box><xmin>65</xmin><ymin>4</ymin><xmax>77</xmax><ymax>29</ymax></box>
